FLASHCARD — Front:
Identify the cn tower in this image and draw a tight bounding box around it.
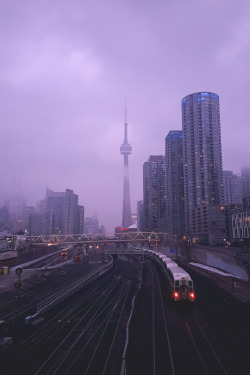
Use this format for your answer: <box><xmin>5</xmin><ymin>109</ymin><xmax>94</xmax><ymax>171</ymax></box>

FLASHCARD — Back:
<box><xmin>120</xmin><ymin>104</ymin><xmax>132</xmax><ymax>228</ymax></box>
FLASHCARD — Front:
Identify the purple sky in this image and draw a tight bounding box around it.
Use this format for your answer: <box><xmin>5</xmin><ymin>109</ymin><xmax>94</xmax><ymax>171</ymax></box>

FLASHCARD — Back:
<box><xmin>1</xmin><ymin>0</ymin><xmax>250</xmax><ymax>232</ymax></box>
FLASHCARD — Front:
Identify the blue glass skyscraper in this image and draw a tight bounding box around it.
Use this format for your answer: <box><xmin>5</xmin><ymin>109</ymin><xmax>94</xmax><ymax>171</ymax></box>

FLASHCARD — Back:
<box><xmin>182</xmin><ymin>92</ymin><xmax>225</xmax><ymax>244</ymax></box>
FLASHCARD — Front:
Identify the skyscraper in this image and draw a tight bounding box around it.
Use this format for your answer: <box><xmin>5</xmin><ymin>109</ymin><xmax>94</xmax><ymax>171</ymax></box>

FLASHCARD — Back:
<box><xmin>64</xmin><ymin>189</ymin><xmax>78</xmax><ymax>234</ymax></box>
<box><xmin>120</xmin><ymin>105</ymin><xmax>132</xmax><ymax>228</ymax></box>
<box><xmin>46</xmin><ymin>188</ymin><xmax>83</xmax><ymax>235</ymax></box>
<box><xmin>46</xmin><ymin>188</ymin><xmax>65</xmax><ymax>234</ymax></box>
<box><xmin>241</xmin><ymin>167</ymin><xmax>250</xmax><ymax>198</ymax></box>
<box><xmin>143</xmin><ymin>156</ymin><xmax>165</xmax><ymax>232</ymax></box>
<box><xmin>223</xmin><ymin>170</ymin><xmax>242</xmax><ymax>205</ymax></box>
<box><xmin>182</xmin><ymin>92</ymin><xmax>225</xmax><ymax>245</ymax></box>
<box><xmin>165</xmin><ymin>130</ymin><xmax>184</xmax><ymax>236</ymax></box>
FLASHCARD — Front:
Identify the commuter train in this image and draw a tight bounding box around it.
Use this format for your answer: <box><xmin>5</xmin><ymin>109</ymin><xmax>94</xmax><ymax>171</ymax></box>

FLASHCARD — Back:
<box><xmin>142</xmin><ymin>248</ymin><xmax>195</xmax><ymax>302</ymax></box>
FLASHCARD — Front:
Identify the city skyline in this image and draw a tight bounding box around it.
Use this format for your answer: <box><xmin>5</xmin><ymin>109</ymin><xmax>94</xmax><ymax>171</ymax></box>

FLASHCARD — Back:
<box><xmin>0</xmin><ymin>1</ymin><xmax>250</xmax><ymax>232</ymax></box>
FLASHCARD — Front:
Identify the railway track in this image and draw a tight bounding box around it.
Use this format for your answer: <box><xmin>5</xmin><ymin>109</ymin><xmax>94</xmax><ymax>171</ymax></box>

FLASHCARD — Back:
<box><xmin>126</xmin><ymin>260</ymin><xmax>175</xmax><ymax>375</ymax></box>
<box><xmin>0</xmin><ymin>256</ymin><xmax>140</xmax><ymax>375</ymax></box>
<box><xmin>0</xmin><ymin>260</ymin><xmax>102</xmax><ymax>322</ymax></box>
<box><xmin>126</xmin><ymin>257</ymin><xmax>250</xmax><ymax>375</ymax></box>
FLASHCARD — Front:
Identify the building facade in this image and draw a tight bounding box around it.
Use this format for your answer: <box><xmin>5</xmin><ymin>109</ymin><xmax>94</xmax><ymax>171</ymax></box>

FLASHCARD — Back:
<box><xmin>143</xmin><ymin>155</ymin><xmax>165</xmax><ymax>232</ymax></box>
<box><xmin>137</xmin><ymin>200</ymin><xmax>144</xmax><ymax>232</ymax></box>
<box><xmin>84</xmin><ymin>216</ymin><xmax>99</xmax><ymax>234</ymax></box>
<box><xmin>223</xmin><ymin>170</ymin><xmax>242</xmax><ymax>205</ymax></box>
<box><xmin>77</xmin><ymin>205</ymin><xmax>85</xmax><ymax>234</ymax></box>
<box><xmin>241</xmin><ymin>167</ymin><xmax>250</xmax><ymax>198</ymax></box>
<box><xmin>232</xmin><ymin>197</ymin><xmax>250</xmax><ymax>242</ymax></box>
<box><xmin>46</xmin><ymin>188</ymin><xmax>65</xmax><ymax>234</ymax></box>
<box><xmin>64</xmin><ymin>189</ymin><xmax>79</xmax><ymax>234</ymax></box>
<box><xmin>165</xmin><ymin>130</ymin><xmax>184</xmax><ymax>237</ymax></box>
<box><xmin>182</xmin><ymin>92</ymin><xmax>225</xmax><ymax>244</ymax></box>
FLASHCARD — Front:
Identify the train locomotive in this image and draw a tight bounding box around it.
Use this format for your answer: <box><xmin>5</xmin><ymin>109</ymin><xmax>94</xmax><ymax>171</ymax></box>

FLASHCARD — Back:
<box><xmin>143</xmin><ymin>248</ymin><xmax>195</xmax><ymax>302</ymax></box>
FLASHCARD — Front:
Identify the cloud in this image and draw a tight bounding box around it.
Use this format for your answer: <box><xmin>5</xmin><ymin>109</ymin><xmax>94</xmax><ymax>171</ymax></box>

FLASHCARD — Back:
<box><xmin>217</xmin><ymin>17</ymin><xmax>250</xmax><ymax>69</ymax></box>
<box><xmin>5</xmin><ymin>38</ymin><xmax>102</xmax><ymax>87</ymax></box>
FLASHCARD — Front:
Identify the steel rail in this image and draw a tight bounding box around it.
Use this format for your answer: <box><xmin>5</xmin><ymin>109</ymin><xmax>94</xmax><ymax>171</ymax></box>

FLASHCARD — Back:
<box><xmin>34</xmin><ymin>275</ymin><xmax>124</xmax><ymax>375</ymax></box>
<box><xmin>154</xmin><ymin>267</ymin><xmax>175</xmax><ymax>374</ymax></box>
<box><xmin>66</xmin><ymin>270</ymin><xmax>135</xmax><ymax>375</ymax></box>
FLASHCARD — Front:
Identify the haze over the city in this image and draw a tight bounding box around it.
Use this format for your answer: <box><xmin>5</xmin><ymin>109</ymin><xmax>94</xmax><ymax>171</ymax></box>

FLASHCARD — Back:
<box><xmin>0</xmin><ymin>0</ymin><xmax>249</xmax><ymax>232</ymax></box>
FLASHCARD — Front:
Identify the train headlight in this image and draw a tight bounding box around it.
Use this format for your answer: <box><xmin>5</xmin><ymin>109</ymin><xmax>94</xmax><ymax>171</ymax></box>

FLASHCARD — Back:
<box><xmin>189</xmin><ymin>292</ymin><xmax>195</xmax><ymax>299</ymax></box>
<box><xmin>174</xmin><ymin>292</ymin><xmax>179</xmax><ymax>298</ymax></box>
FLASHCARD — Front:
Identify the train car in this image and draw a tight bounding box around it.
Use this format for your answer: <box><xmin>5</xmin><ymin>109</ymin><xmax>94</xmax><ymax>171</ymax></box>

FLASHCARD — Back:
<box><xmin>166</xmin><ymin>266</ymin><xmax>195</xmax><ymax>302</ymax></box>
<box><xmin>163</xmin><ymin>259</ymin><xmax>178</xmax><ymax>269</ymax></box>
<box><xmin>61</xmin><ymin>250</ymin><xmax>68</xmax><ymax>256</ymax></box>
<box><xmin>142</xmin><ymin>248</ymin><xmax>194</xmax><ymax>302</ymax></box>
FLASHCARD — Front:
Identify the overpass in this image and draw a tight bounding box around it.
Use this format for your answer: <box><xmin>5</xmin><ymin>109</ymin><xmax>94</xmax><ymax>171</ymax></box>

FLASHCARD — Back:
<box><xmin>26</xmin><ymin>232</ymin><xmax>167</xmax><ymax>246</ymax></box>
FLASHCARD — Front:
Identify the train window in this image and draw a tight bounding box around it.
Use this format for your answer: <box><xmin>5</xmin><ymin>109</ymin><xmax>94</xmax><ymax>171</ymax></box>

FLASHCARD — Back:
<box><xmin>175</xmin><ymin>281</ymin><xmax>179</xmax><ymax>286</ymax></box>
<box><xmin>188</xmin><ymin>281</ymin><xmax>192</xmax><ymax>286</ymax></box>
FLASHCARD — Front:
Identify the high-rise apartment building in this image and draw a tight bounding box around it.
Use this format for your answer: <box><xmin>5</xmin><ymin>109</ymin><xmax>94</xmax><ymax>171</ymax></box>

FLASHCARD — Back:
<box><xmin>143</xmin><ymin>156</ymin><xmax>165</xmax><ymax>232</ymax></box>
<box><xmin>165</xmin><ymin>130</ymin><xmax>185</xmax><ymax>237</ymax></box>
<box><xmin>64</xmin><ymin>189</ymin><xmax>78</xmax><ymax>234</ymax></box>
<box><xmin>44</xmin><ymin>210</ymin><xmax>54</xmax><ymax>235</ymax></box>
<box><xmin>182</xmin><ymin>92</ymin><xmax>225</xmax><ymax>245</ymax></box>
<box><xmin>137</xmin><ymin>200</ymin><xmax>144</xmax><ymax>232</ymax></box>
<box><xmin>143</xmin><ymin>162</ymin><xmax>150</xmax><ymax>232</ymax></box>
<box><xmin>77</xmin><ymin>205</ymin><xmax>84</xmax><ymax>234</ymax></box>
<box><xmin>24</xmin><ymin>206</ymin><xmax>35</xmax><ymax>231</ymax></box>
<box><xmin>223</xmin><ymin>170</ymin><xmax>242</xmax><ymax>205</ymax></box>
<box><xmin>241</xmin><ymin>167</ymin><xmax>250</xmax><ymax>198</ymax></box>
<box><xmin>45</xmin><ymin>188</ymin><xmax>83</xmax><ymax>235</ymax></box>
<box><xmin>46</xmin><ymin>189</ymin><xmax>65</xmax><ymax>234</ymax></box>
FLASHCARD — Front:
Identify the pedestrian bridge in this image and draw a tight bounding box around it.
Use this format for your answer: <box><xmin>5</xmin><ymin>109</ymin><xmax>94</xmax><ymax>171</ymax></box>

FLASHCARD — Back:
<box><xmin>26</xmin><ymin>232</ymin><xmax>167</xmax><ymax>246</ymax></box>
<box><xmin>105</xmin><ymin>248</ymin><xmax>144</xmax><ymax>255</ymax></box>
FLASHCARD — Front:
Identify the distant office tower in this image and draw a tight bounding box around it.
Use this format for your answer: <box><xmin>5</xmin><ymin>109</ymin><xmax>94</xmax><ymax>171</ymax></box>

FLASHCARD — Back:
<box><xmin>0</xmin><ymin>206</ymin><xmax>9</xmax><ymax>231</ymax></box>
<box><xmin>77</xmin><ymin>205</ymin><xmax>85</xmax><ymax>234</ymax></box>
<box><xmin>64</xmin><ymin>189</ymin><xmax>79</xmax><ymax>234</ymax></box>
<box><xmin>44</xmin><ymin>210</ymin><xmax>54</xmax><ymax>235</ymax></box>
<box><xmin>143</xmin><ymin>156</ymin><xmax>165</xmax><ymax>232</ymax></box>
<box><xmin>99</xmin><ymin>224</ymin><xmax>106</xmax><ymax>235</ymax></box>
<box><xmin>120</xmin><ymin>105</ymin><xmax>132</xmax><ymax>228</ymax></box>
<box><xmin>241</xmin><ymin>167</ymin><xmax>250</xmax><ymax>198</ymax></box>
<box><xmin>46</xmin><ymin>188</ymin><xmax>82</xmax><ymax>235</ymax></box>
<box><xmin>223</xmin><ymin>170</ymin><xmax>242</xmax><ymax>204</ymax></box>
<box><xmin>24</xmin><ymin>206</ymin><xmax>35</xmax><ymax>231</ymax></box>
<box><xmin>165</xmin><ymin>130</ymin><xmax>185</xmax><ymax>237</ymax></box>
<box><xmin>84</xmin><ymin>216</ymin><xmax>99</xmax><ymax>234</ymax></box>
<box><xmin>46</xmin><ymin>188</ymin><xmax>65</xmax><ymax>234</ymax></box>
<box><xmin>137</xmin><ymin>200</ymin><xmax>144</xmax><ymax>231</ymax></box>
<box><xmin>182</xmin><ymin>92</ymin><xmax>225</xmax><ymax>245</ymax></box>
<box><xmin>143</xmin><ymin>162</ymin><xmax>150</xmax><ymax>232</ymax></box>
<box><xmin>36</xmin><ymin>199</ymin><xmax>46</xmax><ymax>214</ymax></box>
<box><xmin>28</xmin><ymin>212</ymin><xmax>44</xmax><ymax>235</ymax></box>
<box><xmin>4</xmin><ymin>195</ymin><xmax>25</xmax><ymax>222</ymax></box>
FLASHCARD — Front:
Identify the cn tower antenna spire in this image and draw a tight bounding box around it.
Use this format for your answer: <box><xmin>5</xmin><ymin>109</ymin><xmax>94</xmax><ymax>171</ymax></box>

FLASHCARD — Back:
<box><xmin>125</xmin><ymin>98</ymin><xmax>127</xmax><ymax>124</ymax></box>
<box><xmin>120</xmin><ymin>101</ymin><xmax>132</xmax><ymax>228</ymax></box>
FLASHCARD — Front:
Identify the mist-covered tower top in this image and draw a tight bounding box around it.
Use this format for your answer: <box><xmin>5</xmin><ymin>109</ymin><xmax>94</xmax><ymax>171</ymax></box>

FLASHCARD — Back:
<box><xmin>120</xmin><ymin>104</ymin><xmax>132</xmax><ymax>156</ymax></box>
